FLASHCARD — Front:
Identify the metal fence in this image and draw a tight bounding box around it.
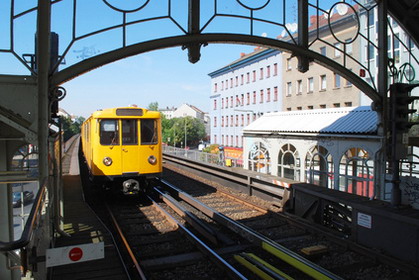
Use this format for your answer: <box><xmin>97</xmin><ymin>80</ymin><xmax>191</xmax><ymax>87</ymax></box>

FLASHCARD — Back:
<box><xmin>163</xmin><ymin>146</ymin><xmax>243</xmax><ymax>168</ymax></box>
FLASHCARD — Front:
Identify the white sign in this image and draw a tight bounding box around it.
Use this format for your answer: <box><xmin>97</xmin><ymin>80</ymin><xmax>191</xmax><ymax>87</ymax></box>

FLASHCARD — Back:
<box><xmin>357</xmin><ymin>212</ymin><xmax>372</xmax><ymax>229</ymax></box>
<box><xmin>46</xmin><ymin>242</ymin><xmax>104</xmax><ymax>267</ymax></box>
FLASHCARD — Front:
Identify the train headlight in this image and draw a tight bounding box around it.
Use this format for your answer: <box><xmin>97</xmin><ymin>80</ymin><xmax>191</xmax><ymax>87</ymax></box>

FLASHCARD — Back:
<box><xmin>148</xmin><ymin>155</ymin><xmax>157</xmax><ymax>165</ymax></box>
<box><xmin>103</xmin><ymin>157</ymin><xmax>113</xmax><ymax>166</ymax></box>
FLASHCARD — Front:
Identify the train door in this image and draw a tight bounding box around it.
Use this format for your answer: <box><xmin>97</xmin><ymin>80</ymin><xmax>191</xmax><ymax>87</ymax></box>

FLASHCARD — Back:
<box><xmin>121</xmin><ymin>119</ymin><xmax>140</xmax><ymax>172</ymax></box>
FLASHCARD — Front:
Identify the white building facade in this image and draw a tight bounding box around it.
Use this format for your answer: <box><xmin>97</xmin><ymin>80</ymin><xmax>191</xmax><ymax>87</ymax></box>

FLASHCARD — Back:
<box><xmin>209</xmin><ymin>48</ymin><xmax>283</xmax><ymax>148</ymax></box>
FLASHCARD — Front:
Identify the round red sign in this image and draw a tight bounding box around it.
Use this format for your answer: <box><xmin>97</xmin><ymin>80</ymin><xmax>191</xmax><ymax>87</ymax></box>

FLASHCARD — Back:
<box><xmin>69</xmin><ymin>247</ymin><xmax>83</xmax><ymax>262</ymax></box>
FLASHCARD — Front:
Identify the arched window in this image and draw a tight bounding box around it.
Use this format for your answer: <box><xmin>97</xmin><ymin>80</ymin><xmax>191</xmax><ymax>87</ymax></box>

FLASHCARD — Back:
<box><xmin>339</xmin><ymin>148</ymin><xmax>374</xmax><ymax>197</ymax></box>
<box><xmin>278</xmin><ymin>144</ymin><xmax>300</xmax><ymax>181</ymax></box>
<box><xmin>248</xmin><ymin>142</ymin><xmax>271</xmax><ymax>174</ymax></box>
<box><xmin>305</xmin><ymin>145</ymin><xmax>334</xmax><ymax>188</ymax></box>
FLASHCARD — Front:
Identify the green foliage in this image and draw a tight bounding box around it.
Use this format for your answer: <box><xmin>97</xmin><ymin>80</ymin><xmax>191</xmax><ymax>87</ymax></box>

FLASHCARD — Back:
<box><xmin>202</xmin><ymin>144</ymin><xmax>220</xmax><ymax>154</ymax></box>
<box><xmin>163</xmin><ymin>116</ymin><xmax>206</xmax><ymax>147</ymax></box>
<box><xmin>147</xmin><ymin>102</ymin><xmax>159</xmax><ymax>111</ymax></box>
<box><xmin>61</xmin><ymin>116</ymin><xmax>85</xmax><ymax>141</ymax></box>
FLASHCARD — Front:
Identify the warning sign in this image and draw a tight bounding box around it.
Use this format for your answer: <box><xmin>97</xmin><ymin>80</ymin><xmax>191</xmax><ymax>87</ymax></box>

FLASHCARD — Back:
<box><xmin>46</xmin><ymin>242</ymin><xmax>104</xmax><ymax>267</ymax></box>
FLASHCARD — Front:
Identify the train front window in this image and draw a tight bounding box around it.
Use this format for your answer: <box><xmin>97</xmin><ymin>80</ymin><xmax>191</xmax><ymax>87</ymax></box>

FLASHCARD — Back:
<box><xmin>100</xmin><ymin>119</ymin><xmax>119</xmax><ymax>145</ymax></box>
<box><xmin>122</xmin><ymin>119</ymin><xmax>138</xmax><ymax>145</ymax></box>
<box><xmin>141</xmin><ymin>119</ymin><xmax>158</xmax><ymax>145</ymax></box>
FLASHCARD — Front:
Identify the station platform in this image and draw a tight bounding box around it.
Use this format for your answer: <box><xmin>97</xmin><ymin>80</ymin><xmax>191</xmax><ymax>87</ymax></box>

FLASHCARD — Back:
<box><xmin>49</xmin><ymin>139</ymin><xmax>128</xmax><ymax>280</ymax></box>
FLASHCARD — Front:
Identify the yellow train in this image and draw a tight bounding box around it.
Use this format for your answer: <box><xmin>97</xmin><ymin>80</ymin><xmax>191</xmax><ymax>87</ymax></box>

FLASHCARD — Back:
<box><xmin>81</xmin><ymin>107</ymin><xmax>162</xmax><ymax>194</ymax></box>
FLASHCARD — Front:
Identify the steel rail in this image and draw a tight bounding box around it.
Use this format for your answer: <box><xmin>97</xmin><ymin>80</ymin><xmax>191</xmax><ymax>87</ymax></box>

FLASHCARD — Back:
<box><xmin>105</xmin><ymin>203</ymin><xmax>147</xmax><ymax>280</ymax></box>
<box><xmin>158</xmin><ymin>178</ymin><xmax>343</xmax><ymax>280</ymax></box>
<box><xmin>147</xmin><ymin>194</ymin><xmax>248</xmax><ymax>280</ymax></box>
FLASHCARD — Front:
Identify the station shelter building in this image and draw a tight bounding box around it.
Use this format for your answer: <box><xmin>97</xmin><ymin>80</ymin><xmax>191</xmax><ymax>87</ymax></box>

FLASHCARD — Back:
<box><xmin>242</xmin><ymin>106</ymin><xmax>382</xmax><ymax>199</ymax></box>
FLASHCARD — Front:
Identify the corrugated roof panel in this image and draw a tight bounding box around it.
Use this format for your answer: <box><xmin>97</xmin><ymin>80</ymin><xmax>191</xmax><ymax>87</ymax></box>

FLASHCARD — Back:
<box><xmin>244</xmin><ymin>106</ymin><xmax>378</xmax><ymax>134</ymax></box>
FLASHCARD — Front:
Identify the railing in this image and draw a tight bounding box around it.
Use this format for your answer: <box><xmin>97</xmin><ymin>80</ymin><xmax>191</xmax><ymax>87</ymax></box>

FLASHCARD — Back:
<box><xmin>163</xmin><ymin>146</ymin><xmax>243</xmax><ymax>168</ymax></box>
<box><xmin>0</xmin><ymin>177</ymin><xmax>47</xmax><ymax>252</ymax></box>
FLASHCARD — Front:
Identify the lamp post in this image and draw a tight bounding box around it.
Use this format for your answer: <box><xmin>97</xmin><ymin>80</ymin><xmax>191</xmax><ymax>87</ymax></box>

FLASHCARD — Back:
<box><xmin>184</xmin><ymin>114</ymin><xmax>187</xmax><ymax>154</ymax></box>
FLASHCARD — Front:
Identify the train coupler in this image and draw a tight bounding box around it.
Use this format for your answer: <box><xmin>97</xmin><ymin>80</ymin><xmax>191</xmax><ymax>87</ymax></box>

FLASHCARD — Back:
<box><xmin>122</xmin><ymin>179</ymin><xmax>140</xmax><ymax>195</ymax></box>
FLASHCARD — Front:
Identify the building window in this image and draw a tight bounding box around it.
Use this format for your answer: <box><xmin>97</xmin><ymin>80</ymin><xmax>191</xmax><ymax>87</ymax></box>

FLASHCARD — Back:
<box><xmin>308</xmin><ymin>77</ymin><xmax>314</xmax><ymax>93</ymax></box>
<box><xmin>266</xmin><ymin>65</ymin><xmax>271</xmax><ymax>78</ymax></box>
<box><xmin>221</xmin><ymin>98</ymin><xmax>224</xmax><ymax>109</ymax></box>
<box><xmin>221</xmin><ymin>135</ymin><xmax>224</xmax><ymax>145</ymax></box>
<box><xmin>221</xmin><ymin>81</ymin><xmax>224</xmax><ymax>90</ymax></box>
<box><xmin>344</xmin><ymin>102</ymin><xmax>352</xmax><ymax>107</ymax></box>
<box><xmin>246</xmin><ymin>92</ymin><xmax>250</xmax><ymax>105</ymax></box>
<box><xmin>241</xmin><ymin>94</ymin><xmax>244</xmax><ymax>106</ymax></box>
<box><xmin>213</xmin><ymin>99</ymin><xmax>217</xmax><ymax>110</ymax></box>
<box><xmin>235</xmin><ymin>95</ymin><xmax>239</xmax><ymax>107</ymax></box>
<box><xmin>320</xmin><ymin>46</ymin><xmax>326</xmax><ymax>56</ymax></box>
<box><xmin>226</xmin><ymin>97</ymin><xmax>229</xmax><ymax>108</ymax></box>
<box><xmin>305</xmin><ymin>145</ymin><xmax>334</xmax><ymax>189</ymax></box>
<box><xmin>320</xmin><ymin>75</ymin><xmax>327</xmax><ymax>91</ymax></box>
<box><xmin>214</xmin><ymin>117</ymin><xmax>217</xmax><ymax>127</ymax></box>
<box><xmin>241</xmin><ymin>114</ymin><xmax>244</xmax><ymax>126</ymax></box>
<box><xmin>333</xmin><ymin>103</ymin><xmax>340</xmax><ymax>108</ymax></box>
<box><xmin>278</xmin><ymin>143</ymin><xmax>300</xmax><ymax>180</ymax></box>
<box><xmin>226</xmin><ymin>80</ymin><xmax>228</xmax><ymax>89</ymax></box>
<box><xmin>260</xmin><ymin>90</ymin><xmax>264</xmax><ymax>103</ymax></box>
<box><xmin>230</xmin><ymin>115</ymin><xmax>233</xmax><ymax>126</ymax></box>
<box><xmin>297</xmin><ymin>80</ymin><xmax>302</xmax><ymax>95</ymax></box>
<box><xmin>334</xmin><ymin>42</ymin><xmax>341</xmax><ymax>57</ymax></box>
<box><xmin>345</xmin><ymin>38</ymin><xmax>353</xmax><ymax>54</ymax></box>
<box><xmin>247</xmin><ymin>72</ymin><xmax>250</xmax><ymax>83</ymax></box>
<box><xmin>253</xmin><ymin>70</ymin><xmax>256</xmax><ymax>82</ymax></box>
<box><xmin>334</xmin><ymin>73</ymin><xmax>341</xmax><ymax>88</ymax></box>
<box><xmin>287</xmin><ymin>107</ymin><xmax>291</xmax><ymax>111</ymax></box>
<box><xmin>286</xmin><ymin>82</ymin><xmax>292</xmax><ymax>96</ymax></box>
<box><xmin>286</xmin><ymin>58</ymin><xmax>292</xmax><ymax>71</ymax></box>
<box><xmin>260</xmin><ymin>68</ymin><xmax>264</xmax><ymax>80</ymax></box>
<box><xmin>235</xmin><ymin>115</ymin><xmax>239</xmax><ymax>126</ymax></box>
<box><xmin>368</xmin><ymin>10</ymin><xmax>374</xmax><ymax>28</ymax></box>
<box><xmin>214</xmin><ymin>83</ymin><xmax>218</xmax><ymax>92</ymax></box>
<box><xmin>230</xmin><ymin>96</ymin><xmax>233</xmax><ymax>108</ymax></box>
<box><xmin>226</xmin><ymin>116</ymin><xmax>228</xmax><ymax>127</ymax></box>
<box><xmin>225</xmin><ymin>135</ymin><xmax>228</xmax><ymax>146</ymax></box>
<box><xmin>339</xmin><ymin>148</ymin><xmax>374</xmax><ymax>198</ymax></box>
<box><xmin>230</xmin><ymin>78</ymin><xmax>233</xmax><ymax>88</ymax></box>
<box><xmin>367</xmin><ymin>44</ymin><xmax>374</xmax><ymax>61</ymax></box>
<box><xmin>231</xmin><ymin>135</ymin><xmax>233</xmax><ymax>146</ymax></box>
<box><xmin>248</xmin><ymin>142</ymin><xmax>271</xmax><ymax>174</ymax></box>
<box><xmin>214</xmin><ymin>135</ymin><xmax>217</xmax><ymax>144</ymax></box>
<box><xmin>320</xmin><ymin>104</ymin><xmax>326</xmax><ymax>109</ymax></box>
<box><xmin>394</xmin><ymin>32</ymin><xmax>400</xmax><ymax>63</ymax></box>
<box><xmin>273</xmin><ymin>63</ymin><xmax>278</xmax><ymax>76</ymax></box>
<box><xmin>267</xmin><ymin>88</ymin><xmax>271</xmax><ymax>102</ymax></box>
<box><xmin>241</xmin><ymin>74</ymin><xmax>244</xmax><ymax>85</ymax></box>
<box><xmin>253</xmin><ymin>91</ymin><xmax>256</xmax><ymax>104</ymax></box>
<box><xmin>236</xmin><ymin>135</ymin><xmax>239</xmax><ymax>147</ymax></box>
<box><xmin>221</xmin><ymin>116</ymin><xmax>224</xmax><ymax>127</ymax></box>
<box><xmin>307</xmin><ymin>105</ymin><xmax>313</xmax><ymax>109</ymax></box>
<box><xmin>273</xmin><ymin>86</ymin><xmax>278</xmax><ymax>101</ymax></box>
<box><xmin>297</xmin><ymin>106</ymin><xmax>302</xmax><ymax>110</ymax></box>
<box><xmin>247</xmin><ymin>114</ymin><xmax>250</xmax><ymax>125</ymax></box>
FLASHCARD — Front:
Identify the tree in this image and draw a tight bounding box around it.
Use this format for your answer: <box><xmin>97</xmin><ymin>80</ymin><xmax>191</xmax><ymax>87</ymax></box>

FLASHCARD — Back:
<box><xmin>61</xmin><ymin>116</ymin><xmax>85</xmax><ymax>141</ymax></box>
<box><xmin>165</xmin><ymin>116</ymin><xmax>206</xmax><ymax>147</ymax></box>
<box><xmin>147</xmin><ymin>102</ymin><xmax>159</xmax><ymax>111</ymax></box>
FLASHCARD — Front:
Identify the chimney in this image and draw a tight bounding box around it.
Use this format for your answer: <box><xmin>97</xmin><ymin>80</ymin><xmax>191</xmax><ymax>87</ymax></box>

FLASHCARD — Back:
<box><xmin>240</xmin><ymin>52</ymin><xmax>246</xmax><ymax>58</ymax></box>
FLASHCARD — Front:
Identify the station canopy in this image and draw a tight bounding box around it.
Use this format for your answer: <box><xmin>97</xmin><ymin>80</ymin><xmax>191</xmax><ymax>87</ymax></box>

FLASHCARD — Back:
<box><xmin>243</xmin><ymin>106</ymin><xmax>378</xmax><ymax>136</ymax></box>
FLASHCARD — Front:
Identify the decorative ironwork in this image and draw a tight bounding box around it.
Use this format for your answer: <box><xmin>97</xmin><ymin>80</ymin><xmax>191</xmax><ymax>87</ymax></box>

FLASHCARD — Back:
<box><xmin>0</xmin><ymin>0</ymin><xmax>418</xmax><ymax>96</ymax></box>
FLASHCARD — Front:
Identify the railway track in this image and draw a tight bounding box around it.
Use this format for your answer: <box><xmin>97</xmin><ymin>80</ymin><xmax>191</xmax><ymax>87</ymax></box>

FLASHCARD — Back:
<box><xmin>84</xmin><ymin>166</ymin><xmax>412</xmax><ymax>279</ymax></box>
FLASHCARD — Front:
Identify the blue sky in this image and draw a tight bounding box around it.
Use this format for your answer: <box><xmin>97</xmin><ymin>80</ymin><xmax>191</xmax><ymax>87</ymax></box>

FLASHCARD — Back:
<box><xmin>61</xmin><ymin>43</ymin><xmax>255</xmax><ymax>118</ymax></box>
<box><xmin>1</xmin><ymin>0</ymin><xmax>354</xmax><ymax>118</ymax></box>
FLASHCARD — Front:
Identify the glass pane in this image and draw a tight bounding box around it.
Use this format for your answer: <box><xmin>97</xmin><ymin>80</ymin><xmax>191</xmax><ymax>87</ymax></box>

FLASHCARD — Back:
<box><xmin>100</xmin><ymin>119</ymin><xmax>119</xmax><ymax>145</ymax></box>
<box><xmin>141</xmin><ymin>119</ymin><xmax>158</xmax><ymax>144</ymax></box>
<box><xmin>122</xmin><ymin>119</ymin><xmax>138</xmax><ymax>145</ymax></box>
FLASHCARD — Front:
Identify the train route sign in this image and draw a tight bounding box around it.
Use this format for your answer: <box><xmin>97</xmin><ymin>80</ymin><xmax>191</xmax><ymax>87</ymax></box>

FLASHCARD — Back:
<box><xmin>46</xmin><ymin>242</ymin><xmax>104</xmax><ymax>267</ymax></box>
